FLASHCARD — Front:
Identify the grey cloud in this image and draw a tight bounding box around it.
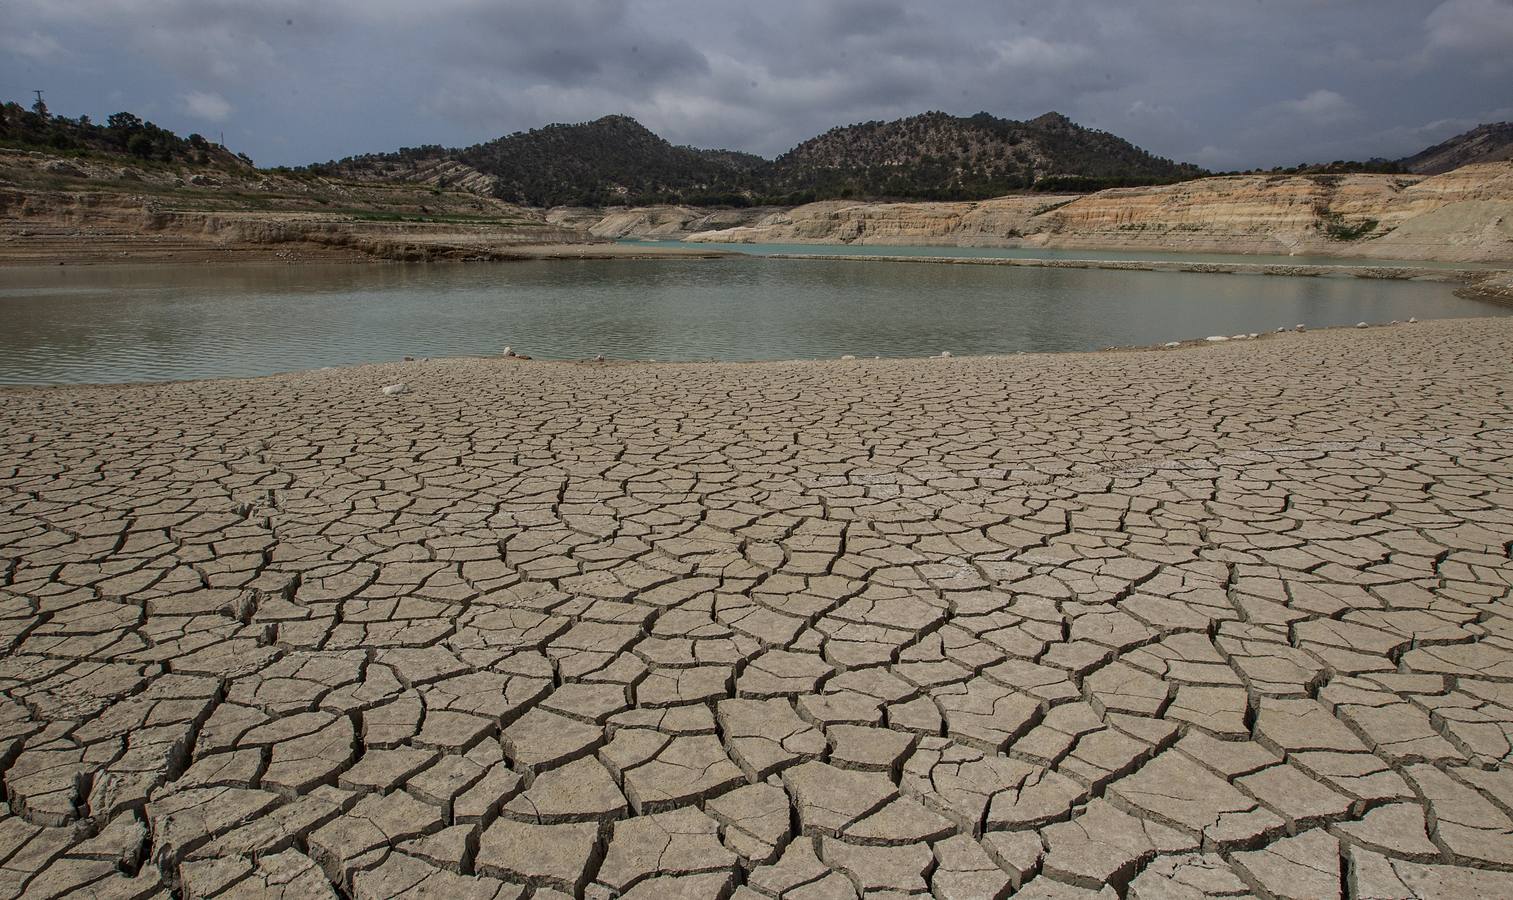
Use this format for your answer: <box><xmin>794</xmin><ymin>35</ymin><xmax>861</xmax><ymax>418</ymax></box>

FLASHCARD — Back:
<box><xmin>439</xmin><ymin>0</ymin><xmax>710</xmax><ymax>87</ymax></box>
<box><xmin>2</xmin><ymin>0</ymin><xmax>1509</xmax><ymax>169</ymax></box>
<box><xmin>1425</xmin><ymin>0</ymin><xmax>1513</xmax><ymax>56</ymax></box>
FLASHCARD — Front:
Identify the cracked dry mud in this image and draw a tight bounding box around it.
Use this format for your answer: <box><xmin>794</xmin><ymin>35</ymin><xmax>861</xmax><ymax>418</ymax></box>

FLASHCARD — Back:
<box><xmin>2</xmin><ymin>317</ymin><xmax>1512</xmax><ymax>899</ymax></box>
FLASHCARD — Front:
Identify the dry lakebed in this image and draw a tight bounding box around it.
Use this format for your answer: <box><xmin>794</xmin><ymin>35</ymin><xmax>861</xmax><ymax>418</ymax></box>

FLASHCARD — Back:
<box><xmin>0</xmin><ymin>317</ymin><xmax>1511</xmax><ymax>898</ymax></box>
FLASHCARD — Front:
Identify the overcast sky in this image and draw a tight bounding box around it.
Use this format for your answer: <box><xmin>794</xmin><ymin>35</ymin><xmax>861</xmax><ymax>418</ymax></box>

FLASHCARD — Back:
<box><xmin>4</xmin><ymin>0</ymin><xmax>1511</xmax><ymax>170</ymax></box>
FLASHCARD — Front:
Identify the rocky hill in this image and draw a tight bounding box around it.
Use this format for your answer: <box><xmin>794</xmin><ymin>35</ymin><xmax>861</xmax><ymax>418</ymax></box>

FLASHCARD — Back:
<box><xmin>1401</xmin><ymin>122</ymin><xmax>1513</xmax><ymax>175</ymax></box>
<box><xmin>770</xmin><ymin>111</ymin><xmax>1204</xmax><ymax>199</ymax></box>
<box><xmin>331</xmin><ymin>111</ymin><xmax>1205</xmax><ymax>207</ymax></box>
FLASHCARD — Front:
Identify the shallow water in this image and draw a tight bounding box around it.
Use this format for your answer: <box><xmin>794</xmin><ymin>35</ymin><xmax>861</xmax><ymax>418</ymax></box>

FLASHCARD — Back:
<box><xmin>633</xmin><ymin>239</ymin><xmax>1503</xmax><ymax>270</ymax></box>
<box><xmin>0</xmin><ymin>256</ymin><xmax>1506</xmax><ymax>384</ymax></box>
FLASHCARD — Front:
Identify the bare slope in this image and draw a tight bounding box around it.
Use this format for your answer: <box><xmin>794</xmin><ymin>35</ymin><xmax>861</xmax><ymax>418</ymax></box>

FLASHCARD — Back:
<box><xmin>1401</xmin><ymin>123</ymin><xmax>1513</xmax><ymax>175</ymax></box>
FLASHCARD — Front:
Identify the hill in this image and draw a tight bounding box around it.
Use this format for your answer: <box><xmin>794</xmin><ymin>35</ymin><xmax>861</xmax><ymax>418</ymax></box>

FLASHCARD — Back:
<box><xmin>329</xmin><ymin>116</ymin><xmax>767</xmax><ymax>207</ymax></box>
<box><xmin>1400</xmin><ymin>122</ymin><xmax>1513</xmax><ymax>175</ymax></box>
<box><xmin>0</xmin><ymin>99</ymin><xmax>251</xmax><ymax>170</ymax></box>
<box><xmin>770</xmin><ymin>111</ymin><xmax>1203</xmax><ymax>200</ymax></box>
<box><xmin>330</xmin><ymin>111</ymin><xmax>1206</xmax><ymax>207</ymax></box>
<box><xmin>0</xmin><ymin>97</ymin><xmax>607</xmax><ymax>266</ymax></box>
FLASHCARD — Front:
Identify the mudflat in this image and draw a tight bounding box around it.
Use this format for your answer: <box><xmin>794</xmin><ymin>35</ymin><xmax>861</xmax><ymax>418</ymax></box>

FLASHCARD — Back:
<box><xmin>2</xmin><ymin>318</ymin><xmax>1512</xmax><ymax>897</ymax></box>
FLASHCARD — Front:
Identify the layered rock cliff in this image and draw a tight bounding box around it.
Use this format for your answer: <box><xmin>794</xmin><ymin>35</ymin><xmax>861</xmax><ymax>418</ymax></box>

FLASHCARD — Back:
<box><xmin>674</xmin><ymin>163</ymin><xmax>1513</xmax><ymax>262</ymax></box>
<box><xmin>0</xmin><ymin>148</ymin><xmax>597</xmax><ymax>264</ymax></box>
<box><xmin>544</xmin><ymin>205</ymin><xmax>779</xmax><ymax>240</ymax></box>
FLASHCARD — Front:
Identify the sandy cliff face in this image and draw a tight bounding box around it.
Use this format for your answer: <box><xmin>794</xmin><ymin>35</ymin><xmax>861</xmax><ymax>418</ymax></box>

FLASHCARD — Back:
<box><xmin>544</xmin><ymin>205</ymin><xmax>775</xmax><ymax>239</ymax></box>
<box><xmin>330</xmin><ymin>156</ymin><xmax>501</xmax><ymax>196</ymax></box>
<box><xmin>1031</xmin><ymin>164</ymin><xmax>1513</xmax><ymax>260</ymax></box>
<box><xmin>1358</xmin><ymin>164</ymin><xmax>1513</xmax><ymax>261</ymax></box>
<box><xmin>684</xmin><ymin>197</ymin><xmax>1067</xmax><ymax>246</ymax></box>
<box><xmin>677</xmin><ymin>163</ymin><xmax>1513</xmax><ymax>262</ymax></box>
<box><xmin>0</xmin><ymin>149</ymin><xmax>596</xmax><ymax>263</ymax></box>
<box><xmin>1024</xmin><ymin>174</ymin><xmax>1400</xmax><ymax>255</ymax></box>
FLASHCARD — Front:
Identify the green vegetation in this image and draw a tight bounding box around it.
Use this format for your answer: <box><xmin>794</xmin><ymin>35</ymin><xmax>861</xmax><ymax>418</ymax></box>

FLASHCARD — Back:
<box><xmin>1271</xmin><ymin>159</ymin><xmax>1407</xmax><ymax>176</ymax></box>
<box><xmin>1325</xmin><ymin>216</ymin><xmax>1385</xmax><ymax>240</ymax></box>
<box><xmin>328</xmin><ymin>110</ymin><xmax>1208</xmax><ymax>207</ymax></box>
<box><xmin>322</xmin><ymin>116</ymin><xmax>768</xmax><ymax>208</ymax></box>
<box><xmin>8</xmin><ymin>99</ymin><xmax>1210</xmax><ymax>208</ymax></box>
<box><xmin>770</xmin><ymin>111</ymin><xmax>1203</xmax><ymax>202</ymax></box>
<box><xmin>0</xmin><ymin>100</ymin><xmax>250</xmax><ymax>168</ymax></box>
<box><xmin>1322</xmin><ymin>214</ymin><xmax>1379</xmax><ymax>241</ymax></box>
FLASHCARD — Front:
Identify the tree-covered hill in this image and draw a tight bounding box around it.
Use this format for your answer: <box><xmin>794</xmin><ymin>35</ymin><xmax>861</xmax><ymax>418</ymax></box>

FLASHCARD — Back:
<box><xmin>328</xmin><ymin>110</ymin><xmax>1208</xmax><ymax>206</ymax></box>
<box><xmin>327</xmin><ymin>116</ymin><xmax>767</xmax><ymax>207</ymax></box>
<box><xmin>0</xmin><ymin>98</ymin><xmax>251</xmax><ymax>169</ymax></box>
<box><xmin>770</xmin><ymin>111</ymin><xmax>1205</xmax><ymax>200</ymax></box>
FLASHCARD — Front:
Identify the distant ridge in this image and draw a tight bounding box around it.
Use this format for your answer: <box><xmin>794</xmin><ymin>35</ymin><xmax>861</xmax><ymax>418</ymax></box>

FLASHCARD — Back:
<box><xmin>769</xmin><ymin>110</ymin><xmax>1203</xmax><ymax>199</ymax></box>
<box><xmin>1400</xmin><ymin>122</ymin><xmax>1513</xmax><ymax>175</ymax></box>
<box><xmin>460</xmin><ymin>116</ymin><xmax>767</xmax><ymax>207</ymax></box>
<box><xmin>327</xmin><ymin>110</ymin><xmax>1206</xmax><ymax>207</ymax></box>
<box><xmin>327</xmin><ymin>116</ymin><xmax>764</xmax><ymax>207</ymax></box>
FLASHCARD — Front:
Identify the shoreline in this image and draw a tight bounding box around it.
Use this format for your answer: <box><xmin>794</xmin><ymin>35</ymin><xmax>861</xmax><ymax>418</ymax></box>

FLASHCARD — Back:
<box><xmin>0</xmin><ymin>240</ymin><xmax>738</xmax><ymax>267</ymax></box>
<box><xmin>762</xmin><ymin>251</ymin><xmax>1513</xmax><ymax>300</ymax></box>
<box><xmin>7</xmin><ymin>240</ymin><xmax>1506</xmax><ymax>297</ymax></box>
<box><xmin>4</xmin><ymin>311</ymin><xmax>1512</xmax><ymax>895</ymax></box>
<box><xmin>1</xmin><ymin>314</ymin><xmax>1499</xmax><ymax>393</ymax></box>
<box><xmin>763</xmin><ymin>252</ymin><xmax>1482</xmax><ymax>279</ymax></box>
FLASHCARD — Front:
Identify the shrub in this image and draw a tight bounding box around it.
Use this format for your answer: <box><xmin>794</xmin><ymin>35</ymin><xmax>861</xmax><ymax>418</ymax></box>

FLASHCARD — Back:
<box><xmin>1322</xmin><ymin>214</ymin><xmax>1378</xmax><ymax>241</ymax></box>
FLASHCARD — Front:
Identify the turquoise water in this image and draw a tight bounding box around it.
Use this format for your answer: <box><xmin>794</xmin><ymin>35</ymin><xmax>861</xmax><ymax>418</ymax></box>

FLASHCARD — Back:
<box><xmin>0</xmin><ymin>257</ymin><xmax>1505</xmax><ymax>385</ymax></box>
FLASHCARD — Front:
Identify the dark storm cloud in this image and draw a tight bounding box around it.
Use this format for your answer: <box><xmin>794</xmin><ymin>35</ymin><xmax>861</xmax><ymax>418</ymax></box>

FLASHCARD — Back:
<box><xmin>439</xmin><ymin>1</ymin><xmax>709</xmax><ymax>88</ymax></box>
<box><xmin>3</xmin><ymin>0</ymin><xmax>1510</xmax><ymax>169</ymax></box>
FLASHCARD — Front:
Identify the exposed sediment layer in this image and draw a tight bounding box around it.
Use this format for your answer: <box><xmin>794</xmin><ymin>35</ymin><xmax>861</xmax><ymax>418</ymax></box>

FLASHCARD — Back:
<box><xmin>0</xmin><ymin>190</ymin><xmax>605</xmax><ymax>264</ymax></box>
<box><xmin>4</xmin><ymin>318</ymin><xmax>1513</xmax><ymax>896</ymax></box>
<box><xmin>676</xmin><ymin>162</ymin><xmax>1513</xmax><ymax>263</ymax></box>
<box><xmin>0</xmin><ymin>148</ymin><xmax>614</xmax><ymax>264</ymax></box>
<box><xmin>9</xmin><ymin>147</ymin><xmax>1512</xmax><ymax>267</ymax></box>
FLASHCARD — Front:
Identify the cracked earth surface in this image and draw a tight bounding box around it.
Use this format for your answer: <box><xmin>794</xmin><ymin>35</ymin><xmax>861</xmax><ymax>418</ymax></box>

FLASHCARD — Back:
<box><xmin>2</xmin><ymin>317</ymin><xmax>1513</xmax><ymax>899</ymax></box>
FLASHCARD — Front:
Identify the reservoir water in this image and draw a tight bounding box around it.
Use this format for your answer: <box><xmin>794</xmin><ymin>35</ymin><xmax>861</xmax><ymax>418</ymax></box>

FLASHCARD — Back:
<box><xmin>0</xmin><ymin>252</ymin><xmax>1506</xmax><ymax>385</ymax></box>
<box><xmin>631</xmin><ymin>239</ymin><xmax>1504</xmax><ymax>270</ymax></box>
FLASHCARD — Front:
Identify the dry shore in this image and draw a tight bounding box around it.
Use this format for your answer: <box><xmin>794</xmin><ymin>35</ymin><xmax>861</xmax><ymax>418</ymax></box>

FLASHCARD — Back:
<box><xmin>3</xmin><ymin>319</ymin><xmax>1513</xmax><ymax>896</ymax></box>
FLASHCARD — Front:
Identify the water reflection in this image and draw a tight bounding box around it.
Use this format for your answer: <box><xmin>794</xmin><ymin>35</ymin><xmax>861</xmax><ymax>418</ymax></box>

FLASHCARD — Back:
<box><xmin>0</xmin><ymin>257</ymin><xmax>1505</xmax><ymax>384</ymax></box>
